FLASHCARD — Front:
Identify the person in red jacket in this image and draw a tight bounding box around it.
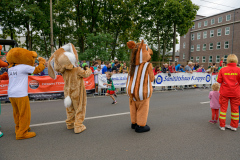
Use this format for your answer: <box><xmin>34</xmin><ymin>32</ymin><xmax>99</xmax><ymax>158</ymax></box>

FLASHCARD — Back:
<box><xmin>219</xmin><ymin>57</ymin><xmax>224</xmax><ymax>67</ymax></box>
<box><xmin>217</xmin><ymin>54</ymin><xmax>240</xmax><ymax>131</ymax></box>
<box><xmin>168</xmin><ymin>63</ymin><xmax>176</xmax><ymax>73</ymax></box>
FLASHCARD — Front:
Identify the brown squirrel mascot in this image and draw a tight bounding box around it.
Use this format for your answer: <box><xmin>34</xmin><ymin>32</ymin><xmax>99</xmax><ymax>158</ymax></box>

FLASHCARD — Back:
<box><xmin>126</xmin><ymin>40</ymin><xmax>155</xmax><ymax>133</ymax></box>
<box><xmin>48</xmin><ymin>43</ymin><xmax>92</xmax><ymax>134</ymax></box>
<box><xmin>6</xmin><ymin>48</ymin><xmax>46</xmax><ymax>140</ymax></box>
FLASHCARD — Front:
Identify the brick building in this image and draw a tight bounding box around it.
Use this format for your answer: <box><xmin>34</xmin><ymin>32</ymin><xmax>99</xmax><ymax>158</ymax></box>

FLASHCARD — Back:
<box><xmin>179</xmin><ymin>8</ymin><xmax>240</xmax><ymax>67</ymax></box>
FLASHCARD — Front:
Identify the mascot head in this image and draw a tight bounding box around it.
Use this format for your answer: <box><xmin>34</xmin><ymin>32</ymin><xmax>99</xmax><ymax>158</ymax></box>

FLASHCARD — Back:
<box><xmin>127</xmin><ymin>40</ymin><xmax>153</xmax><ymax>76</ymax></box>
<box><xmin>6</xmin><ymin>48</ymin><xmax>38</xmax><ymax>68</ymax></box>
<box><xmin>48</xmin><ymin>43</ymin><xmax>78</xmax><ymax>79</ymax></box>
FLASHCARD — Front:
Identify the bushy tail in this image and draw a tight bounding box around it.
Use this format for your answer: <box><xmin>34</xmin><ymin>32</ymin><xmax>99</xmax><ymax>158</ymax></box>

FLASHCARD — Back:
<box><xmin>64</xmin><ymin>96</ymin><xmax>72</xmax><ymax>108</ymax></box>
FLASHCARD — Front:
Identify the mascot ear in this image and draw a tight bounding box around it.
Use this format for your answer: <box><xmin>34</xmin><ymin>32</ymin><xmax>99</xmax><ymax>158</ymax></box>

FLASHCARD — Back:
<box><xmin>48</xmin><ymin>54</ymin><xmax>57</xmax><ymax>79</ymax></box>
<box><xmin>127</xmin><ymin>41</ymin><xmax>136</xmax><ymax>49</ymax></box>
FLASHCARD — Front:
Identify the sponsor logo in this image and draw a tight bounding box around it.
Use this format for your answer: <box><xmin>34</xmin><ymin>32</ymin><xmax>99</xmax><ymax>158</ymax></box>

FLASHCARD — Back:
<box><xmin>29</xmin><ymin>80</ymin><xmax>39</xmax><ymax>89</ymax></box>
<box><xmin>206</xmin><ymin>75</ymin><xmax>211</xmax><ymax>82</ymax></box>
<box><xmin>156</xmin><ymin>75</ymin><xmax>163</xmax><ymax>84</ymax></box>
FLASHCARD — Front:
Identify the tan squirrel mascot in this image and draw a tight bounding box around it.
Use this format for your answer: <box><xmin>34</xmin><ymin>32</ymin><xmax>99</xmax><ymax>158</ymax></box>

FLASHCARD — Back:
<box><xmin>48</xmin><ymin>43</ymin><xmax>92</xmax><ymax>134</ymax></box>
<box><xmin>6</xmin><ymin>48</ymin><xmax>46</xmax><ymax>140</ymax></box>
<box><xmin>126</xmin><ymin>40</ymin><xmax>155</xmax><ymax>133</ymax></box>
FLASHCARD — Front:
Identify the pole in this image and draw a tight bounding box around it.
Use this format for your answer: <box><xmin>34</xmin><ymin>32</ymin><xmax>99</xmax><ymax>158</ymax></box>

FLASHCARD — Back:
<box><xmin>50</xmin><ymin>0</ymin><xmax>54</xmax><ymax>54</ymax></box>
<box><xmin>231</xmin><ymin>9</ymin><xmax>235</xmax><ymax>54</ymax></box>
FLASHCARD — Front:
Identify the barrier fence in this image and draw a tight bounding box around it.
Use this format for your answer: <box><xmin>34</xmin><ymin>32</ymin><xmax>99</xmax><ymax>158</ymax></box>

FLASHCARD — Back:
<box><xmin>0</xmin><ymin>73</ymin><xmax>215</xmax><ymax>101</ymax></box>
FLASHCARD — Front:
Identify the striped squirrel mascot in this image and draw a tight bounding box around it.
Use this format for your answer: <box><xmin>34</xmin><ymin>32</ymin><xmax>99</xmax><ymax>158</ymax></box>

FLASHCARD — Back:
<box><xmin>126</xmin><ymin>40</ymin><xmax>155</xmax><ymax>133</ymax></box>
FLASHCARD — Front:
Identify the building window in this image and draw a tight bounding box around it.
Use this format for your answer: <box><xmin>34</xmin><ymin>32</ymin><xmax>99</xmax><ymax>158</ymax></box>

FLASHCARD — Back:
<box><xmin>203</xmin><ymin>31</ymin><xmax>207</xmax><ymax>39</ymax></box>
<box><xmin>191</xmin><ymin>45</ymin><xmax>194</xmax><ymax>52</ymax></box>
<box><xmin>217</xmin><ymin>29</ymin><xmax>222</xmax><ymax>36</ymax></box>
<box><xmin>198</xmin><ymin>22</ymin><xmax>201</xmax><ymax>28</ymax></box>
<box><xmin>190</xmin><ymin>57</ymin><xmax>194</xmax><ymax>62</ymax></box>
<box><xmin>216</xmin><ymin>56</ymin><xmax>220</xmax><ymax>63</ymax></box>
<box><xmin>203</xmin><ymin>44</ymin><xmax>206</xmax><ymax>51</ymax></box>
<box><xmin>184</xmin><ymin>35</ymin><xmax>186</xmax><ymax>38</ymax></box>
<box><xmin>224</xmin><ymin>55</ymin><xmax>228</xmax><ymax>62</ymax></box>
<box><xmin>197</xmin><ymin>44</ymin><xmax>200</xmax><ymax>51</ymax></box>
<box><xmin>196</xmin><ymin>56</ymin><xmax>200</xmax><ymax>62</ymax></box>
<box><xmin>183</xmin><ymin>42</ymin><xmax>186</xmax><ymax>49</ymax></box>
<box><xmin>224</xmin><ymin>41</ymin><xmax>229</xmax><ymax>49</ymax></box>
<box><xmin>204</xmin><ymin>20</ymin><xmax>208</xmax><ymax>26</ymax></box>
<box><xmin>209</xmin><ymin>43</ymin><xmax>213</xmax><ymax>50</ymax></box>
<box><xmin>209</xmin><ymin>56</ymin><xmax>213</xmax><ymax>63</ymax></box>
<box><xmin>218</xmin><ymin>17</ymin><xmax>223</xmax><ymax>23</ymax></box>
<box><xmin>211</xmin><ymin>19</ymin><xmax>215</xmax><ymax>25</ymax></box>
<box><xmin>202</xmin><ymin>56</ymin><xmax>206</xmax><ymax>63</ymax></box>
<box><xmin>216</xmin><ymin>42</ymin><xmax>221</xmax><ymax>49</ymax></box>
<box><xmin>197</xmin><ymin>33</ymin><xmax>201</xmax><ymax>39</ymax></box>
<box><xmin>191</xmin><ymin>34</ymin><xmax>195</xmax><ymax>40</ymax></box>
<box><xmin>226</xmin><ymin>14</ymin><xmax>231</xmax><ymax>21</ymax></box>
<box><xmin>183</xmin><ymin>53</ymin><xmax>185</xmax><ymax>59</ymax></box>
<box><xmin>192</xmin><ymin>23</ymin><xmax>195</xmax><ymax>29</ymax></box>
<box><xmin>210</xmin><ymin>30</ymin><xmax>214</xmax><ymax>37</ymax></box>
<box><xmin>225</xmin><ymin>27</ymin><xmax>230</xmax><ymax>35</ymax></box>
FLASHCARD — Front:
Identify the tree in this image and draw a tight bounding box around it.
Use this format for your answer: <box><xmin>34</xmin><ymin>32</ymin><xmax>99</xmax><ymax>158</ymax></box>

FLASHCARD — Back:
<box><xmin>165</xmin><ymin>0</ymin><xmax>199</xmax><ymax>62</ymax></box>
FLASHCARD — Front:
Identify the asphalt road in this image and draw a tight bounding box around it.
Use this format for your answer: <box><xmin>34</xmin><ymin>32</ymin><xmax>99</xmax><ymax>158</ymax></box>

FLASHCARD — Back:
<box><xmin>0</xmin><ymin>89</ymin><xmax>240</xmax><ymax>160</ymax></box>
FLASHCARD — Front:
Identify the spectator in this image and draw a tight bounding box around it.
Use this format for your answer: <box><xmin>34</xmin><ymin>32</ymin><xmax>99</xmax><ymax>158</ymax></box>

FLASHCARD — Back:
<box><xmin>101</xmin><ymin>61</ymin><xmax>105</xmax><ymax>69</ymax></box>
<box><xmin>218</xmin><ymin>62</ymin><xmax>226</xmax><ymax>71</ymax></box>
<box><xmin>119</xmin><ymin>62</ymin><xmax>128</xmax><ymax>73</ymax></box>
<box><xmin>211</xmin><ymin>63</ymin><xmax>218</xmax><ymax>73</ymax></box>
<box><xmin>94</xmin><ymin>66</ymin><xmax>102</xmax><ymax>94</ymax></box>
<box><xmin>90</xmin><ymin>61</ymin><xmax>98</xmax><ymax>73</ymax></box>
<box><xmin>208</xmin><ymin>63</ymin><xmax>213</xmax><ymax>69</ymax></box>
<box><xmin>175</xmin><ymin>64</ymin><xmax>181</xmax><ymax>71</ymax></box>
<box><xmin>82</xmin><ymin>60</ymin><xmax>87</xmax><ymax>68</ymax></box>
<box><xmin>102</xmin><ymin>62</ymin><xmax>112</xmax><ymax>74</ymax></box>
<box><xmin>185</xmin><ymin>62</ymin><xmax>193</xmax><ymax>73</ymax></box>
<box><xmin>169</xmin><ymin>63</ymin><xmax>176</xmax><ymax>73</ymax></box>
<box><xmin>153</xmin><ymin>66</ymin><xmax>161</xmax><ymax>75</ymax></box>
<box><xmin>177</xmin><ymin>65</ymin><xmax>185</xmax><ymax>72</ymax></box>
<box><xmin>196</xmin><ymin>65</ymin><xmax>206</xmax><ymax>72</ymax></box>
<box><xmin>106</xmin><ymin>63</ymin><xmax>112</xmax><ymax>73</ymax></box>
<box><xmin>193</xmin><ymin>62</ymin><xmax>200</xmax><ymax>70</ymax></box>
<box><xmin>220</xmin><ymin>57</ymin><xmax>224</xmax><ymax>67</ymax></box>
<box><xmin>162</xmin><ymin>63</ymin><xmax>169</xmax><ymax>73</ymax></box>
<box><xmin>112</xmin><ymin>61</ymin><xmax>119</xmax><ymax>73</ymax></box>
<box><xmin>111</xmin><ymin>60</ymin><xmax>115</xmax><ymax>68</ymax></box>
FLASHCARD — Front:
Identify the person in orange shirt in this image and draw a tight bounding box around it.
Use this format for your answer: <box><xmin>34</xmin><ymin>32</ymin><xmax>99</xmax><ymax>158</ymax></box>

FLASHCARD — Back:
<box><xmin>217</xmin><ymin>54</ymin><xmax>240</xmax><ymax>131</ymax></box>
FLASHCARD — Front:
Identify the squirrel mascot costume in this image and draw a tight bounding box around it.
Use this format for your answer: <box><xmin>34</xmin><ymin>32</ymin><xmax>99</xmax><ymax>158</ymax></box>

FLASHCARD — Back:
<box><xmin>217</xmin><ymin>54</ymin><xmax>240</xmax><ymax>131</ymax></box>
<box><xmin>48</xmin><ymin>43</ymin><xmax>92</xmax><ymax>134</ymax></box>
<box><xmin>126</xmin><ymin>40</ymin><xmax>155</xmax><ymax>133</ymax></box>
<box><xmin>6</xmin><ymin>48</ymin><xmax>46</xmax><ymax>140</ymax></box>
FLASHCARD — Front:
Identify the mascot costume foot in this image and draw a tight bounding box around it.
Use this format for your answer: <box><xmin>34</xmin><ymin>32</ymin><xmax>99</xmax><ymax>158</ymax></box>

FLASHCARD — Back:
<box><xmin>126</xmin><ymin>40</ymin><xmax>155</xmax><ymax>133</ymax></box>
<box><xmin>6</xmin><ymin>48</ymin><xmax>46</xmax><ymax>140</ymax></box>
<box><xmin>48</xmin><ymin>43</ymin><xmax>92</xmax><ymax>134</ymax></box>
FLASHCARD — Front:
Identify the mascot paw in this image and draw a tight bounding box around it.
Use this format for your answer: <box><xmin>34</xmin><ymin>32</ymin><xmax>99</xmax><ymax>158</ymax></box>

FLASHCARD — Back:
<box><xmin>38</xmin><ymin>57</ymin><xmax>46</xmax><ymax>64</ymax></box>
<box><xmin>135</xmin><ymin>125</ymin><xmax>150</xmax><ymax>133</ymax></box>
<box><xmin>16</xmin><ymin>132</ymin><xmax>36</xmax><ymax>140</ymax></box>
<box><xmin>67</xmin><ymin>124</ymin><xmax>74</xmax><ymax>130</ymax></box>
<box><xmin>131</xmin><ymin>123</ymin><xmax>137</xmax><ymax>129</ymax></box>
<box><xmin>74</xmin><ymin>125</ymin><xmax>86</xmax><ymax>134</ymax></box>
<box><xmin>83</xmin><ymin>65</ymin><xmax>88</xmax><ymax>70</ymax></box>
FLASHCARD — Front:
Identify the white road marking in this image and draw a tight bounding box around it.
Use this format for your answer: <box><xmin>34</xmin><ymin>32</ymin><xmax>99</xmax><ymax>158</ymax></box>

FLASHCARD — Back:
<box><xmin>30</xmin><ymin>112</ymin><xmax>130</xmax><ymax>127</ymax></box>
<box><xmin>200</xmin><ymin>101</ymin><xmax>210</xmax><ymax>104</ymax></box>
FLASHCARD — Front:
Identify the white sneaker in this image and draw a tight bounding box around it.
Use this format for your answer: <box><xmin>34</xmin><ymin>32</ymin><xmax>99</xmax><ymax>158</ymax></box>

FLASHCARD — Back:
<box><xmin>219</xmin><ymin>126</ymin><xmax>225</xmax><ymax>131</ymax></box>
<box><xmin>225</xmin><ymin>125</ymin><xmax>237</xmax><ymax>131</ymax></box>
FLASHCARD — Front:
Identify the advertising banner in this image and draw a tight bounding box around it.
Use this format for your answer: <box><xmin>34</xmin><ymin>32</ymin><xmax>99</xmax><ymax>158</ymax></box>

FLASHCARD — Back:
<box><xmin>0</xmin><ymin>74</ymin><xmax>95</xmax><ymax>101</ymax></box>
<box><xmin>98</xmin><ymin>74</ymin><xmax>128</xmax><ymax>89</ymax></box>
<box><xmin>154</xmin><ymin>72</ymin><xmax>212</xmax><ymax>86</ymax></box>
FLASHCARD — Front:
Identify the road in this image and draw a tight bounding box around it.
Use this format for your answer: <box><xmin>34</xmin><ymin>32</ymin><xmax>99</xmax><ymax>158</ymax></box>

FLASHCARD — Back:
<box><xmin>0</xmin><ymin>89</ymin><xmax>240</xmax><ymax>160</ymax></box>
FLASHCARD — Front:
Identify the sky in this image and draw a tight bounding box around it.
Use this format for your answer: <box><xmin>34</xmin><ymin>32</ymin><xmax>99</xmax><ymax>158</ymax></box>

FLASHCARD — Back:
<box><xmin>177</xmin><ymin>0</ymin><xmax>239</xmax><ymax>51</ymax></box>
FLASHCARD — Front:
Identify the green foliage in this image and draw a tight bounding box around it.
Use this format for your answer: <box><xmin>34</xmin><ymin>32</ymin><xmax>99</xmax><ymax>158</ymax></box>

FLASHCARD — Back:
<box><xmin>0</xmin><ymin>0</ymin><xmax>198</xmax><ymax>62</ymax></box>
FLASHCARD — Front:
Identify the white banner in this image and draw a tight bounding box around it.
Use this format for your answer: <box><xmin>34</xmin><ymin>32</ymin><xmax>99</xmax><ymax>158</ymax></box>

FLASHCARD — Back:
<box><xmin>211</xmin><ymin>75</ymin><xmax>217</xmax><ymax>85</ymax></box>
<box><xmin>98</xmin><ymin>74</ymin><xmax>128</xmax><ymax>88</ymax></box>
<box><xmin>98</xmin><ymin>73</ymin><xmax>212</xmax><ymax>88</ymax></box>
<box><xmin>154</xmin><ymin>73</ymin><xmax>212</xmax><ymax>86</ymax></box>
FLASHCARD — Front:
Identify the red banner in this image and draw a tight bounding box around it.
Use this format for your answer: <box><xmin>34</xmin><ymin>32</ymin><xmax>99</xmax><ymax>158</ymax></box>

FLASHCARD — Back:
<box><xmin>0</xmin><ymin>74</ymin><xmax>95</xmax><ymax>97</ymax></box>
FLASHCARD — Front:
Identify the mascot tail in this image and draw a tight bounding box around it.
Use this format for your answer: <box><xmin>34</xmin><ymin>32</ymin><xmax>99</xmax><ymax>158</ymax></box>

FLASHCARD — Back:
<box><xmin>64</xmin><ymin>96</ymin><xmax>72</xmax><ymax>108</ymax></box>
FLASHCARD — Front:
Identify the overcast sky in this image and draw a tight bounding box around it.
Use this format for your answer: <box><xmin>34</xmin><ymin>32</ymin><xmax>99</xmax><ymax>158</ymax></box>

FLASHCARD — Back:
<box><xmin>177</xmin><ymin>0</ymin><xmax>239</xmax><ymax>51</ymax></box>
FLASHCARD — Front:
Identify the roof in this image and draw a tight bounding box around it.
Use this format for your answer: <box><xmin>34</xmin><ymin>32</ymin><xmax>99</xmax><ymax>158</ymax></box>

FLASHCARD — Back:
<box><xmin>193</xmin><ymin>7</ymin><xmax>240</xmax><ymax>22</ymax></box>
